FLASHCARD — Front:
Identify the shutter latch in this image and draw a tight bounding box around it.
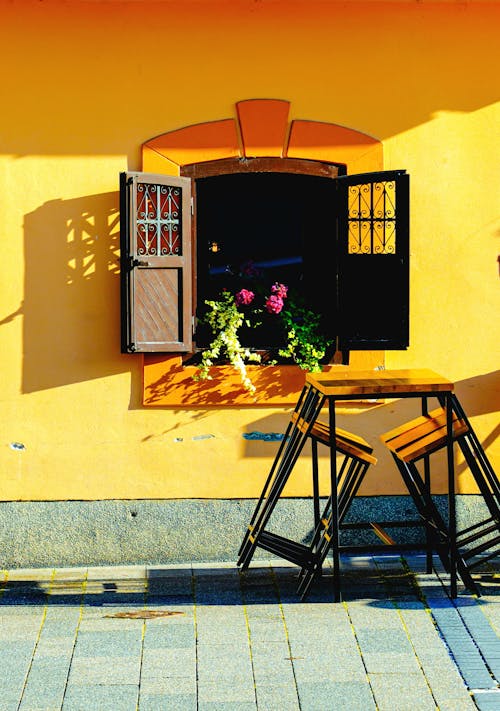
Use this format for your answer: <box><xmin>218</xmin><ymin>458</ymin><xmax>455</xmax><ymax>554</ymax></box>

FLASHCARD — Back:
<box><xmin>130</xmin><ymin>258</ymin><xmax>150</xmax><ymax>267</ymax></box>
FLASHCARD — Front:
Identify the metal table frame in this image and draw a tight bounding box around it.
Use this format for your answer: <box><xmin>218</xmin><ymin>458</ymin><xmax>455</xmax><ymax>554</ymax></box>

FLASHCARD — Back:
<box><xmin>238</xmin><ymin>368</ymin><xmax>458</xmax><ymax>602</ymax></box>
<box><xmin>307</xmin><ymin>369</ymin><xmax>457</xmax><ymax>601</ymax></box>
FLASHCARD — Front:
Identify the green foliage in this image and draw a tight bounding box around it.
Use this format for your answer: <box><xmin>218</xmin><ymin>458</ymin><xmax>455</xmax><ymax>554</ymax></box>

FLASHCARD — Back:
<box><xmin>193</xmin><ymin>288</ymin><xmax>332</xmax><ymax>394</ymax></box>
<box><xmin>192</xmin><ymin>291</ymin><xmax>261</xmax><ymax>395</ymax></box>
<box><xmin>279</xmin><ymin>297</ymin><xmax>332</xmax><ymax>372</ymax></box>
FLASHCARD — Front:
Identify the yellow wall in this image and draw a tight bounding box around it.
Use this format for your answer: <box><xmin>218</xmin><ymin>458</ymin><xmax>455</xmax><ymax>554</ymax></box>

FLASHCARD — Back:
<box><xmin>0</xmin><ymin>0</ymin><xmax>498</xmax><ymax>501</ymax></box>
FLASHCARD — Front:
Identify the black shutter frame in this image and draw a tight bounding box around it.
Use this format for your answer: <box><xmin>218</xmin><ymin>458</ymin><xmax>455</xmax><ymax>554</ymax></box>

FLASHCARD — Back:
<box><xmin>335</xmin><ymin>170</ymin><xmax>410</xmax><ymax>351</ymax></box>
<box><xmin>119</xmin><ymin>171</ymin><xmax>130</xmax><ymax>352</ymax></box>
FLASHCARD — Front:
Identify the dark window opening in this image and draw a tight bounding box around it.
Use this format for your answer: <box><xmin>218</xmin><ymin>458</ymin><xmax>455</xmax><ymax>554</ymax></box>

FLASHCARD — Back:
<box><xmin>194</xmin><ymin>171</ymin><xmax>337</xmax><ymax>358</ymax></box>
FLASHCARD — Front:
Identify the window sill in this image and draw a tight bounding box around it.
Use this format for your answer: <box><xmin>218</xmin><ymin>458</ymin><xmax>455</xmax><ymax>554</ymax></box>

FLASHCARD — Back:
<box><xmin>143</xmin><ymin>352</ymin><xmax>384</xmax><ymax>407</ymax></box>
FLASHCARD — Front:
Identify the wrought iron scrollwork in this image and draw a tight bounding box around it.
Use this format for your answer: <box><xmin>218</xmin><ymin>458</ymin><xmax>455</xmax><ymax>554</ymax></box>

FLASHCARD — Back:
<box><xmin>135</xmin><ymin>183</ymin><xmax>182</xmax><ymax>257</ymax></box>
<box><xmin>348</xmin><ymin>180</ymin><xmax>396</xmax><ymax>255</ymax></box>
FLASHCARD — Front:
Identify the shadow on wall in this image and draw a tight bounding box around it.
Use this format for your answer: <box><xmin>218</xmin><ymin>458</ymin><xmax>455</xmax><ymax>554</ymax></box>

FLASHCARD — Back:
<box><xmin>19</xmin><ymin>192</ymin><xmax>132</xmax><ymax>393</ymax></box>
<box><xmin>242</xmin><ymin>371</ymin><xmax>500</xmax><ymax>481</ymax></box>
<box><xmin>454</xmin><ymin>371</ymin><xmax>500</xmax><ymax>463</ymax></box>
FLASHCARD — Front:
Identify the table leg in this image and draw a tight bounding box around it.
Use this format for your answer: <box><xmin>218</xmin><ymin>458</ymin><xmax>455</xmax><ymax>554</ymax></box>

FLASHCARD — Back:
<box><xmin>420</xmin><ymin>397</ymin><xmax>433</xmax><ymax>574</ymax></box>
<box><xmin>328</xmin><ymin>396</ymin><xmax>341</xmax><ymax>602</ymax></box>
<box><xmin>446</xmin><ymin>393</ymin><xmax>458</xmax><ymax>598</ymax></box>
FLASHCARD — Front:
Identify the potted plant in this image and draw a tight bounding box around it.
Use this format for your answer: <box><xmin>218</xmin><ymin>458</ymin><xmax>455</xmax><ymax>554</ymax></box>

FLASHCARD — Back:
<box><xmin>193</xmin><ymin>259</ymin><xmax>332</xmax><ymax>394</ymax></box>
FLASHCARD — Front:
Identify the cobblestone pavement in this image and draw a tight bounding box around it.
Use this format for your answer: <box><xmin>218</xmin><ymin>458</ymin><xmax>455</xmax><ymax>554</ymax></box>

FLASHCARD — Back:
<box><xmin>0</xmin><ymin>553</ymin><xmax>499</xmax><ymax>710</ymax></box>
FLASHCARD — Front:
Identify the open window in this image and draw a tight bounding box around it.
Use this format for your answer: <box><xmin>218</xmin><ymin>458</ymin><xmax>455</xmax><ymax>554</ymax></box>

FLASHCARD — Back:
<box><xmin>120</xmin><ymin>161</ymin><xmax>409</xmax><ymax>357</ymax></box>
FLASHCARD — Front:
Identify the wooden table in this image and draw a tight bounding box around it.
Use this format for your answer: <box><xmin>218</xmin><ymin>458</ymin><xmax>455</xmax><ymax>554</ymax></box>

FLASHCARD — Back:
<box><xmin>238</xmin><ymin>368</ymin><xmax>458</xmax><ymax>602</ymax></box>
<box><xmin>306</xmin><ymin>369</ymin><xmax>457</xmax><ymax>600</ymax></box>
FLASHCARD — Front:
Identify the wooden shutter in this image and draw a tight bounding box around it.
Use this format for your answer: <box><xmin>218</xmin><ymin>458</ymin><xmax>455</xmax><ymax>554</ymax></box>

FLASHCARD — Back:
<box><xmin>120</xmin><ymin>172</ymin><xmax>193</xmax><ymax>353</ymax></box>
<box><xmin>335</xmin><ymin>170</ymin><xmax>410</xmax><ymax>350</ymax></box>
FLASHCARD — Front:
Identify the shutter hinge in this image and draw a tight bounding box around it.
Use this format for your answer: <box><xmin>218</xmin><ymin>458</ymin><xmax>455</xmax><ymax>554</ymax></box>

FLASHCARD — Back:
<box><xmin>191</xmin><ymin>197</ymin><xmax>194</xmax><ymax>215</ymax></box>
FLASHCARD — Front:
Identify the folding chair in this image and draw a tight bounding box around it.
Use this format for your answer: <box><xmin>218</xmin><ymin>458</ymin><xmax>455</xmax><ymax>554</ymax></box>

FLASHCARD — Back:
<box><xmin>296</xmin><ymin>419</ymin><xmax>377</xmax><ymax>600</ymax></box>
<box><xmin>237</xmin><ymin>384</ymin><xmax>377</xmax><ymax>593</ymax></box>
<box><xmin>380</xmin><ymin>395</ymin><xmax>500</xmax><ymax>595</ymax></box>
<box><xmin>237</xmin><ymin>382</ymin><xmax>325</xmax><ymax>572</ymax></box>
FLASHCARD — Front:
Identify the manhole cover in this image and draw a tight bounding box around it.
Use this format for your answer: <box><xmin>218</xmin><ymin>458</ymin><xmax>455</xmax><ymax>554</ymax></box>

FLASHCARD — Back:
<box><xmin>104</xmin><ymin>610</ymin><xmax>184</xmax><ymax>619</ymax></box>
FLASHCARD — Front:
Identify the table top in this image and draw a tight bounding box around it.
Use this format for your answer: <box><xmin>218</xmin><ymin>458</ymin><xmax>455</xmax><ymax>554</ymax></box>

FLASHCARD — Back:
<box><xmin>306</xmin><ymin>368</ymin><xmax>454</xmax><ymax>398</ymax></box>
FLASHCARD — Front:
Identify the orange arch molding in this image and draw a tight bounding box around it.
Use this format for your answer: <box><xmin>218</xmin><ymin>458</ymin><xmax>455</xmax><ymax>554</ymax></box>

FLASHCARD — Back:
<box><xmin>141</xmin><ymin>99</ymin><xmax>383</xmax><ymax>407</ymax></box>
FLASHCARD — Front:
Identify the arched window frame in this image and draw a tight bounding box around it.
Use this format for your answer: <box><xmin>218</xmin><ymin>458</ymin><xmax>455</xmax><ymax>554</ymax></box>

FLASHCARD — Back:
<box><xmin>120</xmin><ymin>157</ymin><xmax>409</xmax><ymax>357</ymax></box>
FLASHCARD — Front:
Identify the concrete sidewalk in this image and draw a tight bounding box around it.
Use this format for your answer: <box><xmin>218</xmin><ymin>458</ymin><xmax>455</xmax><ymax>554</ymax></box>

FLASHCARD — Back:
<box><xmin>0</xmin><ymin>553</ymin><xmax>499</xmax><ymax>711</ymax></box>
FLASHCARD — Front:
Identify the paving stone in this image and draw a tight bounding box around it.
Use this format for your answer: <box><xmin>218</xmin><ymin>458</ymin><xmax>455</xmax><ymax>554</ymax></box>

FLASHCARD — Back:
<box><xmin>143</xmin><ymin>621</ymin><xmax>195</xmax><ymax>649</ymax></box>
<box><xmin>437</xmin><ymin>699</ymin><xmax>478</xmax><ymax>711</ymax></box>
<box><xmin>33</xmin><ymin>636</ymin><xmax>79</xmax><ymax>658</ymax></box>
<box><xmin>67</xmin><ymin>656</ymin><xmax>141</xmax><ymax>685</ymax></box>
<box><xmin>62</xmin><ymin>683</ymin><xmax>138</xmax><ymax>710</ymax></box>
<box><xmin>196</xmin><ymin>657</ymin><xmax>253</xmax><ymax>682</ymax></box>
<box><xmin>296</xmin><ymin>679</ymin><xmax>376</xmax><ymax>711</ymax></box>
<box><xmin>197</xmin><ymin>679</ymin><xmax>256</xmax><ymax>703</ymax></box>
<box><xmin>251</xmin><ymin>654</ymin><xmax>296</xmax><ymax>685</ymax></box>
<box><xmin>255</xmin><ymin>683</ymin><xmax>300</xmax><ymax>711</ymax></box>
<box><xmin>19</xmin><ymin>681</ymin><xmax>66</xmax><ymax>710</ymax></box>
<box><xmin>41</xmin><ymin>610</ymin><xmax>82</xmax><ymax>631</ymax></box>
<box><xmin>139</xmin><ymin>692</ymin><xmax>197</xmax><ymax>710</ymax></box>
<box><xmin>73</xmin><ymin>629</ymin><xmax>143</xmax><ymax>657</ymax></box>
<box><xmin>86</xmin><ymin>565</ymin><xmax>148</xmax><ymax>580</ymax></box>
<box><xmin>0</xmin><ymin>640</ymin><xmax>37</xmax><ymax>657</ymax></box>
<box><xmin>362</xmin><ymin>651</ymin><xmax>423</xmax><ymax>674</ymax></box>
<box><xmin>244</xmin><ymin>604</ymin><xmax>284</xmax><ymax>619</ymax></box>
<box><xmin>198</xmin><ymin>703</ymin><xmax>256</xmax><ymax>711</ymax></box>
<box><xmin>249</xmin><ymin>639</ymin><xmax>291</xmax><ymax>656</ymax></box>
<box><xmin>196</xmin><ymin>626</ymin><xmax>248</xmax><ymax>644</ymax></box>
<box><xmin>78</xmin><ymin>615</ymin><xmax>142</xmax><ymax>632</ymax></box>
<box><xmin>141</xmin><ymin>647</ymin><xmax>196</xmax><ymax>679</ymax></box>
<box><xmin>472</xmin><ymin>689</ymin><xmax>500</xmax><ymax>710</ymax></box>
<box><xmin>291</xmin><ymin>656</ymin><xmax>367</xmax><ymax>682</ymax></box>
<box><xmin>432</xmin><ymin>690</ymin><xmax>477</xmax><ymax>710</ymax></box>
<box><xmin>368</xmin><ymin>671</ymin><xmax>437</xmax><ymax>711</ymax></box>
<box><xmin>0</xmin><ymin>695</ymin><xmax>23</xmax><ymax>711</ymax></box>
<box><xmin>246</xmin><ymin>612</ymin><xmax>286</xmax><ymax>632</ymax></box>
<box><xmin>355</xmin><ymin>627</ymin><xmax>415</xmax><ymax>653</ymax></box>
<box><xmin>139</xmin><ymin>677</ymin><xmax>196</xmax><ymax>694</ymax></box>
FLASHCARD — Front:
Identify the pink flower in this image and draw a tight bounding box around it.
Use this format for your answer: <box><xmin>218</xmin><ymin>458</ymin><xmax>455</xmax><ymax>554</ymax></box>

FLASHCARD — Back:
<box><xmin>235</xmin><ymin>288</ymin><xmax>255</xmax><ymax>306</ymax></box>
<box><xmin>271</xmin><ymin>282</ymin><xmax>288</xmax><ymax>299</ymax></box>
<box><xmin>265</xmin><ymin>294</ymin><xmax>284</xmax><ymax>314</ymax></box>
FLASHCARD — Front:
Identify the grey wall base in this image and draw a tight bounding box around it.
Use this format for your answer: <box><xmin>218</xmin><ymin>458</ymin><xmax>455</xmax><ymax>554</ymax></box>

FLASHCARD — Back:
<box><xmin>0</xmin><ymin>496</ymin><xmax>491</xmax><ymax>569</ymax></box>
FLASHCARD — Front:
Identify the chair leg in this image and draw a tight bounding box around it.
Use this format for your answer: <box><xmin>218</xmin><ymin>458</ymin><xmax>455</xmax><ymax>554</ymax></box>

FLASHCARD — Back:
<box><xmin>392</xmin><ymin>454</ymin><xmax>480</xmax><ymax>595</ymax></box>
<box><xmin>298</xmin><ymin>456</ymin><xmax>372</xmax><ymax>600</ymax></box>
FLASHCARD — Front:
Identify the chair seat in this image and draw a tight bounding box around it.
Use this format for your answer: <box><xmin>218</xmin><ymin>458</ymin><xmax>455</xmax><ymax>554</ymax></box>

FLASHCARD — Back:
<box><xmin>291</xmin><ymin>412</ymin><xmax>377</xmax><ymax>465</ymax></box>
<box><xmin>380</xmin><ymin>407</ymin><xmax>469</xmax><ymax>463</ymax></box>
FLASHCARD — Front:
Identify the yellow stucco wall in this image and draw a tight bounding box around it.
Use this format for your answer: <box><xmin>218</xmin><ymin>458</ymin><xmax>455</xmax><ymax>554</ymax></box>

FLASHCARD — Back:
<box><xmin>0</xmin><ymin>0</ymin><xmax>498</xmax><ymax>501</ymax></box>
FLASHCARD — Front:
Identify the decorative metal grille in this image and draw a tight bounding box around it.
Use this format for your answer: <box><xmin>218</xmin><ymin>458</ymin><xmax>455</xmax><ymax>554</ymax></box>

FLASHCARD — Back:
<box><xmin>136</xmin><ymin>183</ymin><xmax>181</xmax><ymax>256</ymax></box>
<box><xmin>347</xmin><ymin>180</ymin><xmax>396</xmax><ymax>254</ymax></box>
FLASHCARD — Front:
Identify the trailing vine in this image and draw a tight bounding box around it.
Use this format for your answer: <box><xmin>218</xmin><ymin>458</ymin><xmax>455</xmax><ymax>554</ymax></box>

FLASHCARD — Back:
<box><xmin>279</xmin><ymin>297</ymin><xmax>331</xmax><ymax>372</ymax></box>
<box><xmin>192</xmin><ymin>291</ymin><xmax>261</xmax><ymax>395</ymax></box>
<box><xmin>193</xmin><ymin>271</ymin><xmax>332</xmax><ymax>393</ymax></box>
